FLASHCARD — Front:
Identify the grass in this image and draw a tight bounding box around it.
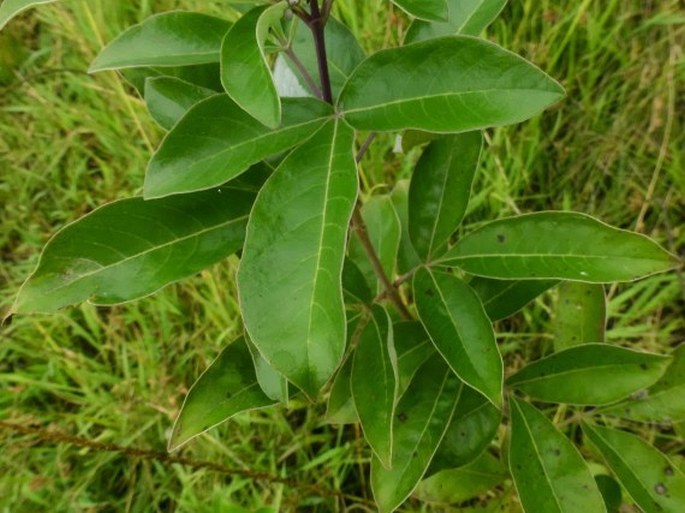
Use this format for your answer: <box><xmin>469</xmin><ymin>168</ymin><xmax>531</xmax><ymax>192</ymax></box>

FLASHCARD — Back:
<box><xmin>0</xmin><ymin>0</ymin><xmax>683</xmax><ymax>511</ymax></box>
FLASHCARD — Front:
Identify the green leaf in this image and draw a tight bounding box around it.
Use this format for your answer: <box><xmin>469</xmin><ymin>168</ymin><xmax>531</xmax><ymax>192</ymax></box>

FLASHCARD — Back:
<box><xmin>508</xmin><ymin>398</ymin><xmax>606</xmax><ymax>513</ymax></box>
<box><xmin>144</xmin><ymin>76</ymin><xmax>216</xmax><ymax>130</ymax></box>
<box><xmin>392</xmin><ymin>0</ymin><xmax>448</xmax><ymax>21</ymax></box>
<box><xmin>394</xmin><ymin>321</ymin><xmax>434</xmax><ymax>397</ymax></box>
<box><xmin>507</xmin><ymin>344</ymin><xmax>671</xmax><ymax>405</ymax></box>
<box><xmin>414</xmin><ymin>452</ymin><xmax>507</xmax><ymax>505</ymax></box>
<box><xmin>439</xmin><ymin>212</ymin><xmax>680</xmax><ymax>282</ymax></box>
<box><xmin>123</xmin><ymin>63</ymin><xmax>223</xmax><ymax>96</ymax></box>
<box><xmin>326</xmin><ymin>314</ymin><xmax>364</xmax><ymax>425</ymax></box>
<box><xmin>404</xmin><ymin>0</ymin><xmax>508</xmax><ymax>44</ymax></box>
<box><xmin>390</xmin><ymin>179</ymin><xmax>422</xmax><ymax>274</ymax></box>
<box><xmin>339</xmin><ymin>36</ymin><xmax>565</xmax><ymax>133</ymax></box>
<box><xmin>342</xmin><ymin>258</ymin><xmax>373</xmax><ymax>304</ymax></box>
<box><xmin>0</xmin><ymin>0</ymin><xmax>57</xmax><ymax>31</ymax></box>
<box><xmin>11</xmin><ymin>187</ymin><xmax>254</xmax><ymax>314</ymax></box>
<box><xmin>583</xmin><ymin>423</ymin><xmax>685</xmax><ymax>513</ymax></box>
<box><xmin>371</xmin><ymin>354</ymin><xmax>462</xmax><ymax>513</ymax></box>
<box><xmin>89</xmin><ymin>12</ymin><xmax>231</xmax><ymax>72</ymax></box>
<box><xmin>168</xmin><ymin>337</ymin><xmax>276</xmax><ymax>451</ymax></box>
<box><xmin>283</xmin><ymin>16</ymin><xmax>365</xmax><ymax>99</ymax></box>
<box><xmin>352</xmin><ymin>305</ymin><xmax>398</xmax><ymax>468</ymax></box>
<box><xmin>326</xmin><ymin>353</ymin><xmax>356</xmax><ymax>424</ymax></box>
<box><xmin>238</xmin><ymin>120</ymin><xmax>358</xmax><ymax>397</ymax></box>
<box><xmin>220</xmin><ymin>4</ymin><xmax>287</xmax><ymax>128</ymax></box>
<box><xmin>595</xmin><ymin>475</ymin><xmax>623</xmax><ymax>513</ymax></box>
<box><xmin>554</xmin><ymin>282</ymin><xmax>606</xmax><ymax>351</ymax></box>
<box><xmin>469</xmin><ymin>277</ymin><xmax>557</xmax><ymax>321</ymax></box>
<box><xmin>428</xmin><ymin>386</ymin><xmax>500</xmax><ymax>475</ymax></box>
<box><xmin>144</xmin><ymin>95</ymin><xmax>332</xmax><ymax>199</ymax></box>
<box><xmin>413</xmin><ymin>267</ymin><xmax>503</xmax><ymax>407</ymax></box>
<box><xmin>599</xmin><ymin>344</ymin><xmax>685</xmax><ymax>422</ymax></box>
<box><xmin>349</xmin><ymin>195</ymin><xmax>401</xmax><ymax>295</ymax></box>
<box><xmin>245</xmin><ymin>334</ymin><xmax>288</xmax><ymax>404</ymax></box>
<box><xmin>408</xmin><ymin>132</ymin><xmax>482</xmax><ymax>260</ymax></box>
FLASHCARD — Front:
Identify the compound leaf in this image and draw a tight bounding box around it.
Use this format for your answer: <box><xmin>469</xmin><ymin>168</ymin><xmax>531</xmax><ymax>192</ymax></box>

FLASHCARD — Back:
<box><xmin>509</xmin><ymin>398</ymin><xmax>606</xmax><ymax>513</ymax></box>
<box><xmin>0</xmin><ymin>0</ymin><xmax>57</xmax><ymax>31</ymax></box>
<box><xmin>414</xmin><ymin>267</ymin><xmax>503</xmax><ymax>407</ymax></box>
<box><xmin>439</xmin><ymin>212</ymin><xmax>680</xmax><ymax>282</ymax></box>
<box><xmin>408</xmin><ymin>131</ymin><xmax>482</xmax><ymax>260</ymax></box>
<box><xmin>470</xmin><ymin>277</ymin><xmax>557</xmax><ymax>321</ymax></box>
<box><xmin>144</xmin><ymin>95</ymin><xmax>332</xmax><ymax>198</ymax></box>
<box><xmin>238</xmin><ymin>120</ymin><xmax>358</xmax><ymax>397</ymax></box>
<box><xmin>352</xmin><ymin>305</ymin><xmax>398</xmax><ymax>468</ymax></box>
<box><xmin>391</xmin><ymin>0</ymin><xmax>448</xmax><ymax>21</ymax></box>
<box><xmin>168</xmin><ymin>337</ymin><xmax>276</xmax><ymax>451</ymax></box>
<box><xmin>554</xmin><ymin>281</ymin><xmax>606</xmax><ymax>351</ymax></box>
<box><xmin>144</xmin><ymin>76</ymin><xmax>216</xmax><ymax>130</ymax></box>
<box><xmin>404</xmin><ymin>0</ymin><xmax>508</xmax><ymax>44</ymax></box>
<box><xmin>371</xmin><ymin>354</ymin><xmax>462</xmax><ymax>513</ymax></box>
<box><xmin>220</xmin><ymin>4</ymin><xmax>287</xmax><ymax>128</ymax></box>
<box><xmin>339</xmin><ymin>36</ymin><xmax>564</xmax><ymax>133</ymax></box>
<box><xmin>507</xmin><ymin>344</ymin><xmax>670</xmax><ymax>406</ymax></box>
<box><xmin>11</xmin><ymin>187</ymin><xmax>254</xmax><ymax>314</ymax></box>
<box><xmin>90</xmin><ymin>12</ymin><xmax>231</xmax><ymax>71</ymax></box>
<box><xmin>583</xmin><ymin>423</ymin><xmax>685</xmax><ymax>513</ymax></box>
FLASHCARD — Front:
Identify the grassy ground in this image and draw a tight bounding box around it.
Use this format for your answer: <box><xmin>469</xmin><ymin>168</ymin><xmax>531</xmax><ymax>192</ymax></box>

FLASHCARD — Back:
<box><xmin>0</xmin><ymin>0</ymin><xmax>683</xmax><ymax>511</ymax></box>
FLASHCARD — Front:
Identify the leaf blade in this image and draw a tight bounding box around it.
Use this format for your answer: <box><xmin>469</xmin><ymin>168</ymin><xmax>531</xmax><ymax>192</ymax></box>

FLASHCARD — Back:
<box><xmin>414</xmin><ymin>267</ymin><xmax>503</xmax><ymax>407</ymax></box>
<box><xmin>508</xmin><ymin>398</ymin><xmax>606</xmax><ymax>513</ymax></box>
<box><xmin>238</xmin><ymin>120</ymin><xmax>358</xmax><ymax>397</ymax></box>
<box><xmin>144</xmin><ymin>95</ymin><xmax>332</xmax><ymax>199</ymax></box>
<box><xmin>439</xmin><ymin>212</ymin><xmax>680</xmax><ymax>282</ymax></box>
<box><xmin>507</xmin><ymin>344</ymin><xmax>671</xmax><ymax>405</ymax></box>
<box><xmin>0</xmin><ymin>0</ymin><xmax>57</xmax><ymax>31</ymax></box>
<box><xmin>89</xmin><ymin>12</ymin><xmax>231</xmax><ymax>72</ymax></box>
<box><xmin>12</xmin><ymin>187</ymin><xmax>254</xmax><ymax>314</ymax></box>
<box><xmin>169</xmin><ymin>337</ymin><xmax>276</xmax><ymax>451</ymax></box>
<box><xmin>391</xmin><ymin>0</ymin><xmax>448</xmax><ymax>21</ymax></box>
<box><xmin>554</xmin><ymin>282</ymin><xmax>606</xmax><ymax>350</ymax></box>
<box><xmin>144</xmin><ymin>76</ymin><xmax>216</xmax><ymax>130</ymax></box>
<box><xmin>339</xmin><ymin>36</ymin><xmax>565</xmax><ymax>133</ymax></box>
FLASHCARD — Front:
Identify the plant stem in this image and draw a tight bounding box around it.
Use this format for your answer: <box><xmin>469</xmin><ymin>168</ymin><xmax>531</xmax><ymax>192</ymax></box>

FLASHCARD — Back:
<box><xmin>304</xmin><ymin>1</ymin><xmax>410</xmax><ymax>319</ymax></box>
<box><xmin>308</xmin><ymin>0</ymin><xmax>333</xmax><ymax>104</ymax></box>
<box><xmin>283</xmin><ymin>46</ymin><xmax>324</xmax><ymax>99</ymax></box>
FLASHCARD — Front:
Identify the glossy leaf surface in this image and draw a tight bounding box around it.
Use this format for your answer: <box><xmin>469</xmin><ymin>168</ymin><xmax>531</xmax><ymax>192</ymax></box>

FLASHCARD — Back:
<box><xmin>390</xmin><ymin>180</ymin><xmax>422</xmax><ymax>274</ymax></box>
<box><xmin>394</xmin><ymin>321</ymin><xmax>434</xmax><ymax>396</ymax></box>
<box><xmin>339</xmin><ymin>36</ymin><xmax>564</xmax><ymax>133</ymax></box>
<box><xmin>0</xmin><ymin>0</ymin><xmax>56</xmax><ymax>31</ymax></box>
<box><xmin>509</xmin><ymin>398</ymin><xmax>606</xmax><ymax>513</ymax></box>
<box><xmin>144</xmin><ymin>76</ymin><xmax>215</xmax><ymax>130</ymax></box>
<box><xmin>169</xmin><ymin>337</ymin><xmax>276</xmax><ymax>451</ymax></box>
<box><xmin>584</xmin><ymin>423</ymin><xmax>685</xmax><ymax>513</ymax></box>
<box><xmin>414</xmin><ymin>267</ymin><xmax>503</xmax><ymax>407</ymax></box>
<box><xmin>283</xmin><ymin>17</ymin><xmax>365</xmax><ymax>99</ymax></box>
<box><xmin>507</xmin><ymin>344</ymin><xmax>670</xmax><ymax>405</ymax></box>
<box><xmin>554</xmin><ymin>282</ymin><xmax>606</xmax><ymax>350</ymax></box>
<box><xmin>238</xmin><ymin>120</ymin><xmax>358</xmax><ymax>397</ymax></box>
<box><xmin>371</xmin><ymin>354</ymin><xmax>461</xmax><ymax>513</ymax></box>
<box><xmin>391</xmin><ymin>0</ymin><xmax>448</xmax><ymax>21</ymax></box>
<box><xmin>470</xmin><ymin>277</ymin><xmax>557</xmax><ymax>321</ymax></box>
<box><xmin>352</xmin><ymin>306</ymin><xmax>398</xmax><ymax>467</ymax></box>
<box><xmin>12</xmin><ymin>187</ymin><xmax>254</xmax><ymax>314</ymax></box>
<box><xmin>220</xmin><ymin>4</ymin><xmax>286</xmax><ymax>128</ymax></box>
<box><xmin>429</xmin><ymin>386</ymin><xmax>500</xmax><ymax>475</ymax></box>
<box><xmin>408</xmin><ymin>132</ymin><xmax>482</xmax><ymax>259</ymax></box>
<box><xmin>349</xmin><ymin>195</ymin><xmax>401</xmax><ymax>294</ymax></box>
<box><xmin>415</xmin><ymin>452</ymin><xmax>507</xmax><ymax>505</ymax></box>
<box><xmin>144</xmin><ymin>95</ymin><xmax>332</xmax><ymax>198</ymax></box>
<box><xmin>404</xmin><ymin>0</ymin><xmax>508</xmax><ymax>44</ymax></box>
<box><xmin>440</xmin><ymin>212</ymin><xmax>679</xmax><ymax>282</ymax></box>
<box><xmin>600</xmin><ymin>344</ymin><xmax>685</xmax><ymax>422</ymax></box>
<box><xmin>90</xmin><ymin>12</ymin><xmax>231</xmax><ymax>71</ymax></box>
